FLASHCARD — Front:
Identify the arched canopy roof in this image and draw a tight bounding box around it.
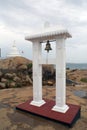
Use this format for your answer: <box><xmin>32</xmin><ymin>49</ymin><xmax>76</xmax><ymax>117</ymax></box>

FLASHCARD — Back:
<box><xmin>25</xmin><ymin>26</ymin><xmax>72</xmax><ymax>42</ymax></box>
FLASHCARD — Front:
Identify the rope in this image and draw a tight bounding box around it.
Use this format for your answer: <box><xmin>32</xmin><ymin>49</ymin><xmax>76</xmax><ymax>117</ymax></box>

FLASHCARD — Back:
<box><xmin>46</xmin><ymin>52</ymin><xmax>49</xmax><ymax>99</ymax></box>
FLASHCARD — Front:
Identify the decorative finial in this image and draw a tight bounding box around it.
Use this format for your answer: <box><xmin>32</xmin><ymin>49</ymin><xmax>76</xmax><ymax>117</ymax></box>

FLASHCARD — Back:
<box><xmin>44</xmin><ymin>21</ymin><xmax>50</xmax><ymax>28</ymax></box>
<box><xmin>13</xmin><ymin>40</ymin><xmax>16</xmax><ymax>47</ymax></box>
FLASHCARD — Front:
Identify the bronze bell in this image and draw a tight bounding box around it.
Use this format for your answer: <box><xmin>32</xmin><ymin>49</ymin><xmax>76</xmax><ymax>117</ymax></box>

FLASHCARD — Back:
<box><xmin>45</xmin><ymin>40</ymin><xmax>52</xmax><ymax>52</ymax></box>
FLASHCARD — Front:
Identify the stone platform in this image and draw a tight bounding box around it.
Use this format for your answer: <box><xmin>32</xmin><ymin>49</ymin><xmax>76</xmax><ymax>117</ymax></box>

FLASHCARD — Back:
<box><xmin>16</xmin><ymin>99</ymin><xmax>81</xmax><ymax>127</ymax></box>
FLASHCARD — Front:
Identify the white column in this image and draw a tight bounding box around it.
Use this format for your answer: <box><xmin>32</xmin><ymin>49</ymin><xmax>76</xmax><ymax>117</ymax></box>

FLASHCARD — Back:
<box><xmin>52</xmin><ymin>38</ymin><xmax>69</xmax><ymax>113</ymax></box>
<box><xmin>30</xmin><ymin>40</ymin><xmax>45</xmax><ymax>107</ymax></box>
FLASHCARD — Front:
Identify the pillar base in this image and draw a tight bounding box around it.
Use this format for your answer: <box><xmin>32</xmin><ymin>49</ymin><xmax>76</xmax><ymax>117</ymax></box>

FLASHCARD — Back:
<box><xmin>30</xmin><ymin>100</ymin><xmax>46</xmax><ymax>107</ymax></box>
<box><xmin>52</xmin><ymin>104</ymin><xmax>69</xmax><ymax>113</ymax></box>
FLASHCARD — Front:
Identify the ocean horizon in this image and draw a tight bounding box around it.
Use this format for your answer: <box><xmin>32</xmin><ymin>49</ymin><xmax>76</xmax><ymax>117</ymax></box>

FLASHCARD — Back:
<box><xmin>0</xmin><ymin>57</ymin><xmax>87</xmax><ymax>70</ymax></box>
<box><xmin>66</xmin><ymin>63</ymin><xmax>87</xmax><ymax>70</ymax></box>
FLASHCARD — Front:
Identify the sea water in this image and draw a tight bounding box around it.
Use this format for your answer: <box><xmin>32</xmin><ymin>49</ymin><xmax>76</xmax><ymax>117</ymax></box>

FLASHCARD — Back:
<box><xmin>66</xmin><ymin>63</ymin><xmax>87</xmax><ymax>70</ymax></box>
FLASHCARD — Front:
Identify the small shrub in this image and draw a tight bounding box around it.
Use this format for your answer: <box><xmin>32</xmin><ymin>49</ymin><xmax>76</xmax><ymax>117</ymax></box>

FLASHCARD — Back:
<box><xmin>27</xmin><ymin>63</ymin><xmax>32</xmax><ymax>69</ymax></box>
<box><xmin>16</xmin><ymin>83</ymin><xmax>22</xmax><ymax>88</ymax></box>
<box><xmin>80</xmin><ymin>78</ymin><xmax>87</xmax><ymax>83</ymax></box>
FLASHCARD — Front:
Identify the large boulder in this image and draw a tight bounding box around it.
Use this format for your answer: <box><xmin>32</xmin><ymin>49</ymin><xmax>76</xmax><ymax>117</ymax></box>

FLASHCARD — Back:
<box><xmin>0</xmin><ymin>82</ymin><xmax>6</xmax><ymax>89</ymax></box>
<box><xmin>5</xmin><ymin>73</ymin><xmax>14</xmax><ymax>79</ymax></box>
<box><xmin>0</xmin><ymin>57</ymin><xmax>31</xmax><ymax>69</ymax></box>
<box><xmin>25</xmin><ymin>75</ymin><xmax>32</xmax><ymax>84</ymax></box>
<box><xmin>0</xmin><ymin>57</ymin><xmax>33</xmax><ymax>89</ymax></box>
<box><xmin>47</xmin><ymin>81</ymin><xmax>54</xmax><ymax>86</ymax></box>
<box><xmin>1</xmin><ymin>78</ymin><xmax>8</xmax><ymax>83</ymax></box>
<box><xmin>13</xmin><ymin>76</ymin><xmax>21</xmax><ymax>82</ymax></box>
<box><xmin>42</xmin><ymin>65</ymin><xmax>55</xmax><ymax>81</ymax></box>
<box><xmin>0</xmin><ymin>71</ymin><xmax>3</xmax><ymax>77</ymax></box>
<box><xmin>9</xmin><ymin>82</ymin><xmax>16</xmax><ymax>88</ymax></box>
<box><xmin>17</xmin><ymin>64</ymin><xmax>28</xmax><ymax>70</ymax></box>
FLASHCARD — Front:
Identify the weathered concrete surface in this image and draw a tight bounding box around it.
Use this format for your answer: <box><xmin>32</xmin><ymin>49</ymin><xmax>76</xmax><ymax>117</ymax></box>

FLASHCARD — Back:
<box><xmin>0</xmin><ymin>85</ymin><xmax>87</xmax><ymax>130</ymax></box>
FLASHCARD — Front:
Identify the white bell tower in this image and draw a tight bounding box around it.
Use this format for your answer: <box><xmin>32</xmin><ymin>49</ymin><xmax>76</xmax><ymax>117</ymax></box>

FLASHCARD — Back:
<box><xmin>25</xmin><ymin>25</ymin><xmax>71</xmax><ymax>113</ymax></box>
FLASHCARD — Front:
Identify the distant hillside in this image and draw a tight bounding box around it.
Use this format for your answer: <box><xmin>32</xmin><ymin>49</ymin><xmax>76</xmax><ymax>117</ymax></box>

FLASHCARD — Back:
<box><xmin>0</xmin><ymin>56</ymin><xmax>32</xmax><ymax>69</ymax></box>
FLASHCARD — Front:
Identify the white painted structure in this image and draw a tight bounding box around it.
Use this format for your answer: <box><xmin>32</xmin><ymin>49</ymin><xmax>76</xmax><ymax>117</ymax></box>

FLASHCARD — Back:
<box><xmin>7</xmin><ymin>41</ymin><xmax>21</xmax><ymax>57</ymax></box>
<box><xmin>25</xmin><ymin>26</ymin><xmax>71</xmax><ymax>113</ymax></box>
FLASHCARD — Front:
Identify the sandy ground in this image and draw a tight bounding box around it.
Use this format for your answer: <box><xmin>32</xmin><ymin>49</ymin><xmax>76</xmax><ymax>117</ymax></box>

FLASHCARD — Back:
<box><xmin>0</xmin><ymin>85</ymin><xmax>87</xmax><ymax>130</ymax></box>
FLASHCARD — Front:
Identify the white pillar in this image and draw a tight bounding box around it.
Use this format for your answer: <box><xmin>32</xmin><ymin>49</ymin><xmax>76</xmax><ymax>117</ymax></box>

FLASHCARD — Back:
<box><xmin>30</xmin><ymin>40</ymin><xmax>45</xmax><ymax>107</ymax></box>
<box><xmin>52</xmin><ymin>38</ymin><xmax>69</xmax><ymax>113</ymax></box>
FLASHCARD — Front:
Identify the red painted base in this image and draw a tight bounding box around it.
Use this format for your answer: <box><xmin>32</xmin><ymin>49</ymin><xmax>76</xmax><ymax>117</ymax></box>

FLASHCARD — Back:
<box><xmin>16</xmin><ymin>99</ymin><xmax>81</xmax><ymax>127</ymax></box>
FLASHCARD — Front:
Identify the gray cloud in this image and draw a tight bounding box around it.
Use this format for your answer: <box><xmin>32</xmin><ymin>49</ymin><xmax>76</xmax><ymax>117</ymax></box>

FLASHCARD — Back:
<box><xmin>0</xmin><ymin>0</ymin><xmax>87</xmax><ymax>62</ymax></box>
<box><xmin>0</xmin><ymin>0</ymin><xmax>86</xmax><ymax>31</ymax></box>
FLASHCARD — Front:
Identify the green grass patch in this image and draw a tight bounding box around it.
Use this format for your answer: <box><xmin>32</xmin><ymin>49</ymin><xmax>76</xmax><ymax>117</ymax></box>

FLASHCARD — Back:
<box><xmin>27</xmin><ymin>63</ymin><xmax>32</xmax><ymax>69</ymax></box>
<box><xmin>80</xmin><ymin>78</ymin><xmax>87</xmax><ymax>83</ymax></box>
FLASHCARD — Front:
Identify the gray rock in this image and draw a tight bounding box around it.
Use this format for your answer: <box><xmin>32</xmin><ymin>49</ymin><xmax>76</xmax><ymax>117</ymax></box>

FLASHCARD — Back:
<box><xmin>47</xmin><ymin>81</ymin><xmax>54</xmax><ymax>86</ymax></box>
<box><xmin>13</xmin><ymin>76</ymin><xmax>21</xmax><ymax>82</ymax></box>
<box><xmin>0</xmin><ymin>82</ymin><xmax>6</xmax><ymax>89</ymax></box>
<box><xmin>5</xmin><ymin>73</ymin><xmax>14</xmax><ymax>79</ymax></box>
<box><xmin>0</xmin><ymin>71</ymin><xmax>3</xmax><ymax>77</ymax></box>
<box><xmin>1</xmin><ymin>78</ymin><xmax>8</xmax><ymax>83</ymax></box>
<box><xmin>25</xmin><ymin>75</ymin><xmax>32</xmax><ymax>84</ymax></box>
<box><xmin>9</xmin><ymin>82</ymin><xmax>16</xmax><ymax>88</ymax></box>
<box><xmin>17</xmin><ymin>64</ymin><xmax>27</xmax><ymax>70</ymax></box>
<box><xmin>12</xmin><ymin>73</ymin><xmax>16</xmax><ymax>77</ymax></box>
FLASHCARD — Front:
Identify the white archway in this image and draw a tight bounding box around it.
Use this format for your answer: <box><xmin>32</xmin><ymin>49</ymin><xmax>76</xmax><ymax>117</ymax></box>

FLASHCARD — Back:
<box><xmin>25</xmin><ymin>26</ymin><xmax>71</xmax><ymax>113</ymax></box>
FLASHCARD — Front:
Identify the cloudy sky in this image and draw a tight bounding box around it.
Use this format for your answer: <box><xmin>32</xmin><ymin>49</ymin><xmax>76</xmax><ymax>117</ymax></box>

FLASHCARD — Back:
<box><xmin>0</xmin><ymin>0</ymin><xmax>87</xmax><ymax>63</ymax></box>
